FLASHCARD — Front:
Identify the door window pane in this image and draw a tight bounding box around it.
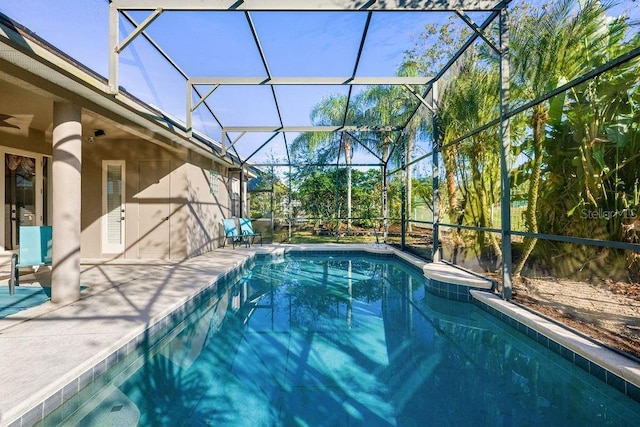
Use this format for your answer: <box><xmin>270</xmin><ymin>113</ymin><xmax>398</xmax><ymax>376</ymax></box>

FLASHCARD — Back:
<box><xmin>106</xmin><ymin>164</ymin><xmax>123</xmax><ymax>245</ymax></box>
<box><xmin>5</xmin><ymin>154</ymin><xmax>36</xmax><ymax>248</ymax></box>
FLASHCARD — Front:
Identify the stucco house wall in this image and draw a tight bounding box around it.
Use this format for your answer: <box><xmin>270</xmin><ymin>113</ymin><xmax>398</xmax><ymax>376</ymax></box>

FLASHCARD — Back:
<box><xmin>81</xmin><ymin>138</ymin><xmax>232</xmax><ymax>260</ymax></box>
<box><xmin>1</xmin><ymin>126</ymin><xmax>234</xmax><ymax>262</ymax></box>
<box><xmin>183</xmin><ymin>151</ymin><xmax>230</xmax><ymax>257</ymax></box>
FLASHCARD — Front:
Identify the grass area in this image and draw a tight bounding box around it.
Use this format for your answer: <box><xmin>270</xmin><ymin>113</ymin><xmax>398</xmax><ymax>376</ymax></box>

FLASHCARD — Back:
<box><xmin>271</xmin><ymin>228</ymin><xmax>433</xmax><ymax>245</ymax></box>
<box><xmin>282</xmin><ymin>231</ymin><xmax>378</xmax><ymax>244</ymax></box>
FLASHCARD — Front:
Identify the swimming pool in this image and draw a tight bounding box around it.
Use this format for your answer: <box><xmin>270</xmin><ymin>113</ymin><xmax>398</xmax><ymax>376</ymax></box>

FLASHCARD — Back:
<box><xmin>39</xmin><ymin>252</ymin><xmax>640</xmax><ymax>426</ymax></box>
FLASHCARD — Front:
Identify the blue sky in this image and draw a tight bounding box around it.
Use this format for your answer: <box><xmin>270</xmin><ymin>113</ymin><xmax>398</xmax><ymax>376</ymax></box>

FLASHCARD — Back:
<box><xmin>1</xmin><ymin>0</ymin><xmax>638</xmax><ymax>166</ymax></box>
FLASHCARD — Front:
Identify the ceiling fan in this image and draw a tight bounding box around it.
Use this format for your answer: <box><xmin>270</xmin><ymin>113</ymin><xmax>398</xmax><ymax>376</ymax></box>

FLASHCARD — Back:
<box><xmin>0</xmin><ymin>114</ymin><xmax>20</xmax><ymax>129</ymax></box>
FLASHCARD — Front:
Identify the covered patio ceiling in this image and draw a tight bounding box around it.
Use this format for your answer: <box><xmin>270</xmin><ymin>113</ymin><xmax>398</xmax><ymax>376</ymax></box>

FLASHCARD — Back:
<box><xmin>108</xmin><ymin>0</ymin><xmax>510</xmax><ymax>167</ymax></box>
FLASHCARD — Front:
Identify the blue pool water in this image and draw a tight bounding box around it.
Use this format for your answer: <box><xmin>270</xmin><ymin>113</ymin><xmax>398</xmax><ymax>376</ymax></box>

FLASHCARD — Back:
<box><xmin>41</xmin><ymin>253</ymin><xmax>640</xmax><ymax>426</ymax></box>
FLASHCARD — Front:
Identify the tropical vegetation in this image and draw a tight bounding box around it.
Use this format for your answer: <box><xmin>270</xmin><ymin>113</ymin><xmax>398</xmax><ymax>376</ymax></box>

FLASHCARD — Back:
<box><xmin>253</xmin><ymin>0</ymin><xmax>640</xmax><ymax>282</ymax></box>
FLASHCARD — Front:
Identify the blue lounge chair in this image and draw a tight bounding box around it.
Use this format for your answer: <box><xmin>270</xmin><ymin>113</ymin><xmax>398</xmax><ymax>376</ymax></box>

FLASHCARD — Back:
<box><xmin>239</xmin><ymin>218</ymin><xmax>262</xmax><ymax>246</ymax></box>
<box><xmin>222</xmin><ymin>218</ymin><xmax>247</xmax><ymax>249</ymax></box>
<box><xmin>9</xmin><ymin>226</ymin><xmax>52</xmax><ymax>295</ymax></box>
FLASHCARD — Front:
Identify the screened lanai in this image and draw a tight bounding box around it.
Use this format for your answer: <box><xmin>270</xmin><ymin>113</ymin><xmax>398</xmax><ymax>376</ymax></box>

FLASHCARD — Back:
<box><xmin>107</xmin><ymin>0</ymin><xmax>517</xmax><ymax>287</ymax></box>
<box><xmin>2</xmin><ymin>0</ymin><xmax>639</xmax><ymax>352</ymax></box>
<box><xmin>101</xmin><ymin>0</ymin><xmax>640</xmax><ymax>300</ymax></box>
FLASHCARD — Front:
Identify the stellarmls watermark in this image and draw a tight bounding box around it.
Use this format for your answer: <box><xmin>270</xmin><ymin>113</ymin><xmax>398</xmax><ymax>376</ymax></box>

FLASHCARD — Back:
<box><xmin>580</xmin><ymin>208</ymin><xmax>637</xmax><ymax>220</ymax></box>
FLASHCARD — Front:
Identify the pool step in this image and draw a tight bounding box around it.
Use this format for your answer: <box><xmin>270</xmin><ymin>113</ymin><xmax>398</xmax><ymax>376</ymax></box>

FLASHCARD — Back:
<box><xmin>423</xmin><ymin>262</ymin><xmax>494</xmax><ymax>301</ymax></box>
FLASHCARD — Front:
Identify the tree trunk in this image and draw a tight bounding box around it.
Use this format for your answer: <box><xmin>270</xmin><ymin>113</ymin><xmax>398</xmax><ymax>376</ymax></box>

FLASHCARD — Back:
<box><xmin>382</xmin><ymin>140</ymin><xmax>390</xmax><ymax>242</ymax></box>
<box><xmin>514</xmin><ymin>104</ymin><xmax>548</xmax><ymax>276</ymax></box>
<box><xmin>443</xmin><ymin>143</ymin><xmax>461</xmax><ymax>249</ymax></box>
<box><xmin>406</xmin><ymin>129</ymin><xmax>415</xmax><ymax>233</ymax></box>
<box><xmin>345</xmin><ymin>136</ymin><xmax>352</xmax><ymax>231</ymax></box>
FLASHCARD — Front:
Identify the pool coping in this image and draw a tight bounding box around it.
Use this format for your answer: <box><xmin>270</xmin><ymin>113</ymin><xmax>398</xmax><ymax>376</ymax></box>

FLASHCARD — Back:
<box><xmin>471</xmin><ymin>290</ymin><xmax>640</xmax><ymax>400</ymax></box>
<box><xmin>3</xmin><ymin>244</ymin><xmax>640</xmax><ymax>426</ymax></box>
<box><xmin>423</xmin><ymin>262</ymin><xmax>493</xmax><ymax>289</ymax></box>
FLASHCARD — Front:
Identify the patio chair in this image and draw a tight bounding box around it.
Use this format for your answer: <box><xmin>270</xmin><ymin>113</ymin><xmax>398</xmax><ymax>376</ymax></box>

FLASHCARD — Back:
<box><xmin>9</xmin><ymin>225</ymin><xmax>53</xmax><ymax>295</ymax></box>
<box><xmin>222</xmin><ymin>218</ymin><xmax>247</xmax><ymax>249</ymax></box>
<box><xmin>239</xmin><ymin>217</ymin><xmax>262</xmax><ymax>246</ymax></box>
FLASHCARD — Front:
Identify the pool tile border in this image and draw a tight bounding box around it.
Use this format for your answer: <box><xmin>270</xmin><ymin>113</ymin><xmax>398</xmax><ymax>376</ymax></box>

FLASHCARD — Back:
<box><xmin>470</xmin><ymin>289</ymin><xmax>640</xmax><ymax>403</ymax></box>
<box><xmin>425</xmin><ymin>277</ymin><xmax>490</xmax><ymax>302</ymax></box>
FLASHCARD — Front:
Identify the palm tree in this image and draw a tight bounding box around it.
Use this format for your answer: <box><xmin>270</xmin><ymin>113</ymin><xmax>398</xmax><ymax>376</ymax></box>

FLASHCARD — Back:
<box><xmin>357</xmin><ymin>61</ymin><xmax>430</xmax><ymax>235</ymax></box>
<box><xmin>290</xmin><ymin>94</ymin><xmax>363</xmax><ymax>231</ymax></box>
<box><xmin>534</xmin><ymin>10</ymin><xmax>639</xmax><ymax>279</ymax></box>
<box><xmin>511</xmin><ymin>0</ymin><xmax>624</xmax><ymax>275</ymax></box>
<box><xmin>401</xmin><ymin>19</ymin><xmax>472</xmax><ymax>246</ymax></box>
<box><xmin>438</xmin><ymin>49</ymin><xmax>503</xmax><ymax>264</ymax></box>
<box><xmin>357</xmin><ymin>85</ymin><xmax>399</xmax><ymax>237</ymax></box>
<box><xmin>357</xmin><ymin>83</ymin><xmax>409</xmax><ymax>238</ymax></box>
<box><xmin>396</xmin><ymin>60</ymin><xmax>432</xmax><ymax>233</ymax></box>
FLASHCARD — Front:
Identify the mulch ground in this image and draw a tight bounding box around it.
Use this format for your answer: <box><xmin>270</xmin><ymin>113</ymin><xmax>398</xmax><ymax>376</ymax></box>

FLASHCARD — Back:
<box><xmin>512</xmin><ymin>277</ymin><xmax>640</xmax><ymax>359</ymax></box>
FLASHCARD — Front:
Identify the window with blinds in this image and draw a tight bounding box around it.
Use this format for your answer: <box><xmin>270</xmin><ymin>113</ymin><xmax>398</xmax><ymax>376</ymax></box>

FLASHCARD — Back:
<box><xmin>102</xmin><ymin>161</ymin><xmax>125</xmax><ymax>253</ymax></box>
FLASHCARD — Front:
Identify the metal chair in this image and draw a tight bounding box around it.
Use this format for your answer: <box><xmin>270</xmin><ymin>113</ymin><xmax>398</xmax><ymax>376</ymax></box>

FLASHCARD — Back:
<box><xmin>239</xmin><ymin>218</ymin><xmax>262</xmax><ymax>246</ymax></box>
<box><xmin>222</xmin><ymin>218</ymin><xmax>247</xmax><ymax>248</ymax></box>
<box><xmin>9</xmin><ymin>226</ymin><xmax>52</xmax><ymax>295</ymax></box>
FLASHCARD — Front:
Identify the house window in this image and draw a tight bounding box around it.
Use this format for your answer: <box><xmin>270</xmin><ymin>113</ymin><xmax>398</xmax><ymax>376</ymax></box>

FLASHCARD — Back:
<box><xmin>209</xmin><ymin>169</ymin><xmax>219</xmax><ymax>195</ymax></box>
<box><xmin>102</xmin><ymin>161</ymin><xmax>125</xmax><ymax>253</ymax></box>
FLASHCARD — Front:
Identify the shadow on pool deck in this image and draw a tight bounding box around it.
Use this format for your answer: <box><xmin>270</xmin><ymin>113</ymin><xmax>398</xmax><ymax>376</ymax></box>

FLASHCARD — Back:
<box><xmin>0</xmin><ymin>268</ymin><xmax>51</xmax><ymax>319</ymax></box>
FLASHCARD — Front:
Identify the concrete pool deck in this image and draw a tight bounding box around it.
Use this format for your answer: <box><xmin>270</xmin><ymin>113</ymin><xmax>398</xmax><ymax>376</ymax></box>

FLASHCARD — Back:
<box><xmin>0</xmin><ymin>246</ymin><xmax>262</xmax><ymax>427</ymax></box>
<box><xmin>1</xmin><ymin>244</ymin><xmax>639</xmax><ymax>426</ymax></box>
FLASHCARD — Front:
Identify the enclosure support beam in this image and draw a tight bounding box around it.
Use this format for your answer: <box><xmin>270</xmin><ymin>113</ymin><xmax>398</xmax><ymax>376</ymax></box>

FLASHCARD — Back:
<box><xmin>288</xmin><ymin>164</ymin><xmax>293</xmax><ymax>241</ymax></box>
<box><xmin>499</xmin><ymin>7</ymin><xmax>513</xmax><ymax>300</ymax></box>
<box><xmin>455</xmin><ymin>10</ymin><xmax>500</xmax><ymax>54</ymax></box>
<box><xmin>243</xmin><ymin>133</ymin><xmax>280</xmax><ymax>165</ymax></box>
<box><xmin>431</xmin><ymin>81</ymin><xmax>441</xmax><ymax>262</ymax></box>
<box><xmin>108</xmin><ymin>4</ymin><xmax>119</xmax><ymax>93</ymax></box>
<box><xmin>400</xmin><ymin>133</ymin><xmax>407</xmax><ymax>250</ymax></box>
<box><xmin>223</xmin><ymin>131</ymin><xmax>247</xmax><ymax>155</ymax></box>
<box><xmin>270</xmin><ymin>168</ymin><xmax>275</xmax><ymax>241</ymax></box>
<box><xmin>191</xmin><ymin>83</ymin><xmax>219</xmax><ymax>112</ymax></box>
<box><xmin>345</xmin><ymin>132</ymin><xmax>384</xmax><ymax>162</ymax></box>
<box><xmin>113</xmin><ymin>0</ymin><xmax>505</xmax><ymax>12</ymax></box>
<box><xmin>222</xmin><ymin>126</ymin><xmax>404</xmax><ymax>133</ymax></box>
<box><xmin>239</xmin><ymin>166</ymin><xmax>245</xmax><ymax>218</ymax></box>
<box><xmin>116</xmin><ymin>8</ymin><xmax>163</xmax><ymax>54</ymax></box>
<box><xmin>335</xmin><ymin>139</ymin><xmax>342</xmax><ymax>241</ymax></box>
<box><xmin>189</xmin><ymin>76</ymin><xmax>434</xmax><ymax>86</ymax></box>
<box><xmin>187</xmin><ymin>83</ymin><xmax>221</xmax><ymax>138</ymax></box>
<box><xmin>382</xmin><ymin>164</ymin><xmax>388</xmax><ymax>244</ymax></box>
<box><xmin>403</xmin><ymin>84</ymin><xmax>435</xmax><ymax>113</ymax></box>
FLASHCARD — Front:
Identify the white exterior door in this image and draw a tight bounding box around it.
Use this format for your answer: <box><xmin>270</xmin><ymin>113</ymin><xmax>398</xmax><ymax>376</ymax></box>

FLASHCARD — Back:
<box><xmin>102</xmin><ymin>161</ymin><xmax>126</xmax><ymax>254</ymax></box>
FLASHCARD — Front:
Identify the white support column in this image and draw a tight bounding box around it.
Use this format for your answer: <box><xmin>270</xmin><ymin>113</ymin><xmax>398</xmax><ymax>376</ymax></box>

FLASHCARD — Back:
<box><xmin>52</xmin><ymin>102</ymin><xmax>82</xmax><ymax>304</ymax></box>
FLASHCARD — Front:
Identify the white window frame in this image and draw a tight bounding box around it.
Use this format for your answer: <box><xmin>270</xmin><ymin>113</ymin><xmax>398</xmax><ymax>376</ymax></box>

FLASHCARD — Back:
<box><xmin>209</xmin><ymin>169</ymin><xmax>219</xmax><ymax>195</ymax></box>
<box><xmin>102</xmin><ymin>160</ymin><xmax>126</xmax><ymax>254</ymax></box>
